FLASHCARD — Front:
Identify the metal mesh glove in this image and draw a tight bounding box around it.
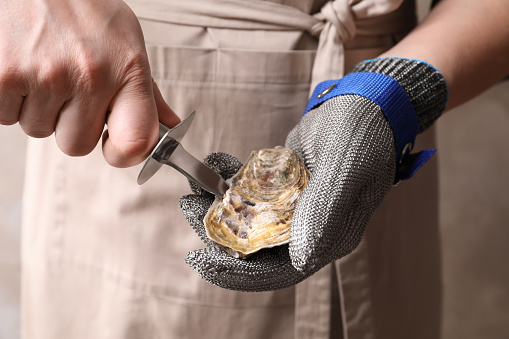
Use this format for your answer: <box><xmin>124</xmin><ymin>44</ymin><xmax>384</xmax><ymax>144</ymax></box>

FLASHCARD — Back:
<box><xmin>180</xmin><ymin>57</ymin><xmax>448</xmax><ymax>291</ymax></box>
<box><xmin>287</xmin><ymin>57</ymin><xmax>447</xmax><ymax>272</ymax></box>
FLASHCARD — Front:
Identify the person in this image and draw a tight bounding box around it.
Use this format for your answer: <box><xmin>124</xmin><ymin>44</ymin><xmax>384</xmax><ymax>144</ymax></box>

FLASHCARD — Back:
<box><xmin>0</xmin><ymin>0</ymin><xmax>507</xmax><ymax>338</ymax></box>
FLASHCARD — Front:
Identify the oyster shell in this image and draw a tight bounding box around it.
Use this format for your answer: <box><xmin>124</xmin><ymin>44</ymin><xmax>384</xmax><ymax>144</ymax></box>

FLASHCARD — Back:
<box><xmin>203</xmin><ymin>147</ymin><xmax>310</xmax><ymax>259</ymax></box>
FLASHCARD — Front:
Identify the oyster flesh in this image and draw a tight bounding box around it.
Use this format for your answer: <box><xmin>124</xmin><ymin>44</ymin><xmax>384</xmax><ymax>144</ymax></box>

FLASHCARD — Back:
<box><xmin>203</xmin><ymin>147</ymin><xmax>310</xmax><ymax>259</ymax></box>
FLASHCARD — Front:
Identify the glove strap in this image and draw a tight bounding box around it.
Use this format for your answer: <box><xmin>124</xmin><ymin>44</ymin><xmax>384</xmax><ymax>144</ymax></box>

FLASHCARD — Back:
<box><xmin>304</xmin><ymin>72</ymin><xmax>436</xmax><ymax>184</ymax></box>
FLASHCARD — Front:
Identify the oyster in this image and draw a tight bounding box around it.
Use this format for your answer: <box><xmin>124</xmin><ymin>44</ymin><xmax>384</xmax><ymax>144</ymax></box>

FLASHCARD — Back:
<box><xmin>203</xmin><ymin>147</ymin><xmax>310</xmax><ymax>259</ymax></box>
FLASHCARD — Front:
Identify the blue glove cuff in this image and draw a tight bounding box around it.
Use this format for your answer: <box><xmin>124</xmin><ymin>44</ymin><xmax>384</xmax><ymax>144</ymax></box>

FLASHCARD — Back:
<box><xmin>304</xmin><ymin>72</ymin><xmax>436</xmax><ymax>184</ymax></box>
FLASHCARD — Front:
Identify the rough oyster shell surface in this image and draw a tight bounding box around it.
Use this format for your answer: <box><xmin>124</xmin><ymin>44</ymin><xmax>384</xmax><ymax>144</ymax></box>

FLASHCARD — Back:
<box><xmin>203</xmin><ymin>147</ymin><xmax>310</xmax><ymax>259</ymax></box>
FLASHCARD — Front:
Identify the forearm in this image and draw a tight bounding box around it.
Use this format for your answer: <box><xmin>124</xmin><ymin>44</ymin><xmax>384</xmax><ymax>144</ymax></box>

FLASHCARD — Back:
<box><xmin>379</xmin><ymin>0</ymin><xmax>509</xmax><ymax>111</ymax></box>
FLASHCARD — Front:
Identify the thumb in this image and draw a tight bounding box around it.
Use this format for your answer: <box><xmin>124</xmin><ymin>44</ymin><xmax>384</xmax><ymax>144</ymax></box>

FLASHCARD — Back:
<box><xmin>102</xmin><ymin>74</ymin><xmax>159</xmax><ymax>168</ymax></box>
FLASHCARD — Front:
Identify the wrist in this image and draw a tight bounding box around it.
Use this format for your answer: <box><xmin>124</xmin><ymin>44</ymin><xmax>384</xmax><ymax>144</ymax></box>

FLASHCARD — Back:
<box><xmin>303</xmin><ymin>57</ymin><xmax>447</xmax><ymax>183</ymax></box>
<box><xmin>349</xmin><ymin>57</ymin><xmax>449</xmax><ymax>133</ymax></box>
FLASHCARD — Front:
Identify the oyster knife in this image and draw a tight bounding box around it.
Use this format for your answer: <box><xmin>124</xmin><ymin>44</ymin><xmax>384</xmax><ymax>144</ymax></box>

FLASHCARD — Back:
<box><xmin>137</xmin><ymin>111</ymin><xmax>230</xmax><ymax>197</ymax></box>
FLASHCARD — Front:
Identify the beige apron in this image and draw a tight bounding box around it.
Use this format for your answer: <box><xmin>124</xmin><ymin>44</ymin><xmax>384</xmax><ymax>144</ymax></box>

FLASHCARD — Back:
<box><xmin>21</xmin><ymin>0</ymin><xmax>441</xmax><ymax>338</ymax></box>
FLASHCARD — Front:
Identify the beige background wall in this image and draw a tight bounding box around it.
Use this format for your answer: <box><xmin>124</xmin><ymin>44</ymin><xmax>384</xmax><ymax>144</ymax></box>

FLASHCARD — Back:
<box><xmin>0</xmin><ymin>125</ymin><xmax>25</xmax><ymax>339</ymax></box>
<box><xmin>437</xmin><ymin>81</ymin><xmax>509</xmax><ymax>338</ymax></box>
<box><xmin>0</xmin><ymin>2</ymin><xmax>508</xmax><ymax>339</ymax></box>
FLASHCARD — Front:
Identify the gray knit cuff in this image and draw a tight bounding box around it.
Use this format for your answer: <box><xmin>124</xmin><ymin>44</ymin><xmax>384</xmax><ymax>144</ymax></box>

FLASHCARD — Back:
<box><xmin>349</xmin><ymin>57</ymin><xmax>448</xmax><ymax>133</ymax></box>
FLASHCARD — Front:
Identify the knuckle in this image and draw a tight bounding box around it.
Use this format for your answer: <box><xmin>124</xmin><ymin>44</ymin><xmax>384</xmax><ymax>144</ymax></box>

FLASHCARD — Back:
<box><xmin>0</xmin><ymin>64</ymin><xmax>24</xmax><ymax>98</ymax></box>
<box><xmin>108</xmin><ymin>127</ymin><xmax>156</xmax><ymax>165</ymax></box>
<box><xmin>123</xmin><ymin>48</ymin><xmax>148</xmax><ymax>71</ymax></box>
<box><xmin>116</xmin><ymin>134</ymin><xmax>153</xmax><ymax>159</ymax></box>
<box><xmin>0</xmin><ymin>69</ymin><xmax>18</xmax><ymax>89</ymax></box>
<box><xmin>36</xmin><ymin>62</ymin><xmax>66</xmax><ymax>91</ymax></box>
<box><xmin>120</xmin><ymin>48</ymin><xmax>150</xmax><ymax>86</ymax></box>
<box><xmin>0</xmin><ymin>52</ymin><xmax>21</xmax><ymax>86</ymax></box>
<box><xmin>73</xmin><ymin>51</ymin><xmax>105</xmax><ymax>92</ymax></box>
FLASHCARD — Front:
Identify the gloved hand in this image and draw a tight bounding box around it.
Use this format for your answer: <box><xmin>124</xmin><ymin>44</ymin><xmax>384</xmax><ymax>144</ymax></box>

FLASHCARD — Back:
<box><xmin>180</xmin><ymin>57</ymin><xmax>448</xmax><ymax>291</ymax></box>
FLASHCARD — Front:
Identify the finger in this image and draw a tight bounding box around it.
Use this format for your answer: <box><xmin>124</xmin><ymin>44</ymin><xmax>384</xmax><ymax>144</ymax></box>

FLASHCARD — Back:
<box><xmin>54</xmin><ymin>90</ymin><xmax>110</xmax><ymax>157</ymax></box>
<box><xmin>185</xmin><ymin>245</ymin><xmax>307</xmax><ymax>292</ymax></box>
<box><xmin>152</xmin><ymin>80</ymin><xmax>180</xmax><ymax>128</ymax></box>
<box><xmin>285</xmin><ymin>109</ymin><xmax>320</xmax><ymax>172</ymax></box>
<box><xmin>102</xmin><ymin>74</ymin><xmax>159</xmax><ymax>167</ymax></box>
<box><xmin>179</xmin><ymin>194</ymin><xmax>216</xmax><ymax>246</ymax></box>
<box><xmin>0</xmin><ymin>72</ymin><xmax>24</xmax><ymax>125</ymax></box>
<box><xmin>284</xmin><ymin>123</ymin><xmax>304</xmax><ymax>159</ymax></box>
<box><xmin>289</xmin><ymin>162</ymin><xmax>350</xmax><ymax>273</ymax></box>
<box><xmin>0</xmin><ymin>91</ymin><xmax>24</xmax><ymax>126</ymax></box>
<box><xmin>19</xmin><ymin>93</ymin><xmax>61</xmax><ymax>138</ymax></box>
<box><xmin>18</xmin><ymin>73</ymin><xmax>68</xmax><ymax>138</ymax></box>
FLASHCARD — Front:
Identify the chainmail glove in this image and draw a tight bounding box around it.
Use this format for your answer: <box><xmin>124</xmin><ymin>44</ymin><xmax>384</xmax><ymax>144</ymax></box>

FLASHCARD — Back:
<box><xmin>286</xmin><ymin>57</ymin><xmax>448</xmax><ymax>272</ymax></box>
<box><xmin>180</xmin><ymin>57</ymin><xmax>448</xmax><ymax>291</ymax></box>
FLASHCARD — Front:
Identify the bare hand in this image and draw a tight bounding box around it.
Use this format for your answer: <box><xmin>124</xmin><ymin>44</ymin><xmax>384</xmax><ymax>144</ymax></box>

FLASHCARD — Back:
<box><xmin>0</xmin><ymin>0</ymin><xmax>180</xmax><ymax>167</ymax></box>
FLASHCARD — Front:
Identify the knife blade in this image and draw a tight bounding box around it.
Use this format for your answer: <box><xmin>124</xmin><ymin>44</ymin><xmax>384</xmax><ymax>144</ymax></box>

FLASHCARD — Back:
<box><xmin>137</xmin><ymin>111</ymin><xmax>230</xmax><ymax>197</ymax></box>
